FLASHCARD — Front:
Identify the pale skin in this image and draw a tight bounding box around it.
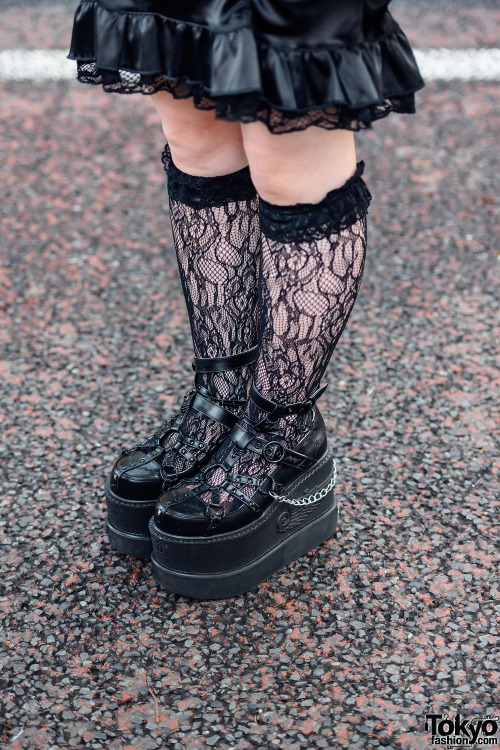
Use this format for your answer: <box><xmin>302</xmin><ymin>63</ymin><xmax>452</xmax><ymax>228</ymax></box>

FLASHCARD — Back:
<box><xmin>151</xmin><ymin>91</ymin><xmax>357</xmax><ymax>205</ymax></box>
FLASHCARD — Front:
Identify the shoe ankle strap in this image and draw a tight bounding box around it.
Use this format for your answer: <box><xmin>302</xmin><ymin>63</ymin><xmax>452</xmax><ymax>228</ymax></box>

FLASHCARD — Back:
<box><xmin>195</xmin><ymin>384</ymin><xmax>245</xmax><ymax>409</ymax></box>
<box><xmin>191</xmin><ymin>388</ymin><xmax>241</xmax><ymax>429</ymax></box>
<box><xmin>249</xmin><ymin>382</ymin><xmax>328</xmax><ymax>419</ymax></box>
<box><xmin>192</xmin><ymin>345</ymin><xmax>258</xmax><ymax>373</ymax></box>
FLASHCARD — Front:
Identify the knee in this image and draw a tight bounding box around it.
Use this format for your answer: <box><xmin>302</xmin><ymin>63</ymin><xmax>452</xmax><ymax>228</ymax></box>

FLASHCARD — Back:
<box><xmin>246</xmin><ymin>150</ymin><xmax>323</xmax><ymax>206</ymax></box>
<box><xmin>248</xmin><ymin>166</ymin><xmax>297</xmax><ymax>205</ymax></box>
<box><xmin>167</xmin><ymin>118</ymin><xmax>247</xmax><ymax>176</ymax></box>
<box><xmin>242</xmin><ymin>122</ymin><xmax>357</xmax><ymax>205</ymax></box>
<box><xmin>162</xmin><ymin>113</ymin><xmax>216</xmax><ymax>167</ymax></box>
<box><xmin>242</xmin><ymin>122</ymin><xmax>312</xmax><ymax>204</ymax></box>
<box><xmin>242</xmin><ymin>136</ymin><xmax>295</xmax><ymax>204</ymax></box>
<box><xmin>152</xmin><ymin>93</ymin><xmax>246</xmax><ymax>176</ymax></box>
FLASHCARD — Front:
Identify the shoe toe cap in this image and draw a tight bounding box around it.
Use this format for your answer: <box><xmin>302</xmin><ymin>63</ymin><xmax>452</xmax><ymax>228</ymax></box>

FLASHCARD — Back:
<box><xmin>154</xmin><ymin>485</ymin><xmax>215</xmax><ymax>536</ymax></box>
<box><xmin>110</xmin><ymin>449</ymin><xmax>163</xmax><ymax>500</ymax></box>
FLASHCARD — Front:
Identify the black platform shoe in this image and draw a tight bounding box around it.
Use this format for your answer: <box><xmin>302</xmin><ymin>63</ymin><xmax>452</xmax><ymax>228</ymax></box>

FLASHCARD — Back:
<box><xmin>149</xmin><ymin>384</ymin><xmax>337</xmax><ymax>598</ymax></box>
<box><xmin>105</xmin><ymin>346</ymin><xmax>258</xmax><ymax>558</ymax></box>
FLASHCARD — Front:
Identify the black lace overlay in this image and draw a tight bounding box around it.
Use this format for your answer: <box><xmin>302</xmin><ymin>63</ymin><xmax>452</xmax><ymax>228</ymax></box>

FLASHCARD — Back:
<box><xmin>181</xmin><ymin>400</ymin><xmax>314</xmax><ymax>513</ymax></box>
<box><xmin>162</xmin><ymin>148</ymin><xmax>261</xmax><ymax>473</ymax></box>
<box><xmin>180</xmin><ymin>174</ymin><xmax>369</xmax><ymax>511</ymax></box>
<box><xmin>255</xmin><ymin>201</ymin><xmax>369</xmax><ymax>405</ymax></box>
<box><xmin>205</xmin><ymin>93</ymin><xmax>417</xmax><ymax>135</ymax></box>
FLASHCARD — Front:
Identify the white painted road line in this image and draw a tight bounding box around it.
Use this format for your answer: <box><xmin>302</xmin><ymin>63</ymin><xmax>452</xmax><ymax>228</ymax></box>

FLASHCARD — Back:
<box><xmin>413</xmin><ymin>48</ymin><xmax>500</xmax><ymax>81</ymax></box>
<box><xmin>0</xmin><ymin>50</ymin><xmax>75</xmax><ymax>81</ymax></box>
<box><xmin>0</xmin><ymin>48</ymin><xmax>500</xmax><ymax>83</ymax></box>
<box><xmin>0</xmin><ymin>49</ymin><xmax>76</xmax><ymax>83</ymax></box>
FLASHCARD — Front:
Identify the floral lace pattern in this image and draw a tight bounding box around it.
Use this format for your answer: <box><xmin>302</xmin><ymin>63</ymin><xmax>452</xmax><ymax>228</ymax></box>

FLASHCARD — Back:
<box><xmin>254</xmin><ymin>218</ymin><xmax>368</xmax><ymax>404</ymax></box>
<box><xmin>162</xmin><ymin>148</ymin><xmax>261</xmax><ymax>473</ymax></box>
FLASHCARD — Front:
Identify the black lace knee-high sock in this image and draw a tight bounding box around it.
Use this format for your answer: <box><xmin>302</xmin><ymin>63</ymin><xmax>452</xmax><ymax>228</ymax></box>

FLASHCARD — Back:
<box><xmin>253</xmin><ymin>162</ymin><xmax>372</xmax><ymax>430</ymax></box>
<box><xmin>161</xmin><ymin>146</ymin><xmax>260</xmax><ymax>472</ymax></box>
<box><xmin>192</xmin><ymin>162</ymin><xmax>371</xmax><ymax>511</ymax></box>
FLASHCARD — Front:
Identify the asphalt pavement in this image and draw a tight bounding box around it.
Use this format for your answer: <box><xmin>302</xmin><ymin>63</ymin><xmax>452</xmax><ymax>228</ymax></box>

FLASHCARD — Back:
<box><xmin>0</xmin><ymin>2</ymin><xmax>499</xmax><ymax>748</ymax></box>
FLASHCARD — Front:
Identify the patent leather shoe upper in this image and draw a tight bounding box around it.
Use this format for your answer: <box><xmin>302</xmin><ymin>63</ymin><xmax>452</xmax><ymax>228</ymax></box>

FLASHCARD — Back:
<box><xmin>154</xmin><ymin>384</ymin><xmax>328</xmax><ymax>536</ymax></box>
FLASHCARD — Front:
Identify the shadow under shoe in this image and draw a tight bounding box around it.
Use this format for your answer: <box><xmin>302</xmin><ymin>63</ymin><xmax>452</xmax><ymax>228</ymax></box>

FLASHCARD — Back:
<box><xmin>105</xmin><ymin>346</ymin><xmax>257</xmax><ymax>558</ymax></box>
<box><xmin>150</xmin><ymin>384</ymin><xmax>338</xmax><ymax>598</ymax></box>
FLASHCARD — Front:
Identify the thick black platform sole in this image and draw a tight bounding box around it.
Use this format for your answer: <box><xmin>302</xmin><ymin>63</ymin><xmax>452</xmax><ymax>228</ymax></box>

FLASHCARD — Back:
<box><xmin>150</xmin><ymin>444</ymin><xmax>337</xmax><ymax>599</ymax></box>
<box><xmin>105</xmin><ymin>480</ymin><xmax>156</xmax><ymax>558</ymax></box>
<box><xmin>106</xmin><ymin>518</ymin><xmax>153</xmax><ymax>558</ymax></box>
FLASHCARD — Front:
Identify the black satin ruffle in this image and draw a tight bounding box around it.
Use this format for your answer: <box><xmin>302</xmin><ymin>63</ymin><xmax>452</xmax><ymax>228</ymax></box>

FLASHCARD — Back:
<box><xmin>68</xmin><ymin>0</ymin><xmax>424</xmax><ymax>132</ymax></box>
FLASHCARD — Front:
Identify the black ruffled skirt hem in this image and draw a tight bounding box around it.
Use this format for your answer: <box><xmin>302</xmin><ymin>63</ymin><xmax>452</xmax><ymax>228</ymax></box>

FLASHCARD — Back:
<box><xmin>68</xmin><ymin>0</ymin><xmax>424</xmax><ymax>133</ymax></box>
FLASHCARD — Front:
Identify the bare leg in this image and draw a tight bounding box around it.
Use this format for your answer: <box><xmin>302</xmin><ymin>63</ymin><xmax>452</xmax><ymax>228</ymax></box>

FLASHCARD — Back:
<box><xmin>150</xmin><ymin>92</ymin><xmax>247</xmax><ymax>177</ymax></box>
<box><xmin>241</xmin><ymin>121</ymin><xmax>356</xmax><ymax>205</ymax></box>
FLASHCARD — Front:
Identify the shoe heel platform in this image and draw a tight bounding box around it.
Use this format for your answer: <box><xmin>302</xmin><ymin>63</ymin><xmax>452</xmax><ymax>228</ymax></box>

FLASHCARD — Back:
<box><xmin>149</xmin><ymin>443</ymin><xmax>337</xmax><ymax>599</ymax></box>
<box><xmin>105</xmin><ymin>481</ymin><xmax>155</xmax><ymax>558</ymax></box>
<box><xmin>106</xmin><ymin>519</ymin><xmax>153</xmax><ymax>559</ymax></box>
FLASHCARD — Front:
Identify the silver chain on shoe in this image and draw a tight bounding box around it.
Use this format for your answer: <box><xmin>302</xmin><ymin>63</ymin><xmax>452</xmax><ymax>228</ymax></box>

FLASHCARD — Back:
<box><xmin>269</xmin><ymin>459</ymin><xmax>337</xmax><ymax>506</ymax></box>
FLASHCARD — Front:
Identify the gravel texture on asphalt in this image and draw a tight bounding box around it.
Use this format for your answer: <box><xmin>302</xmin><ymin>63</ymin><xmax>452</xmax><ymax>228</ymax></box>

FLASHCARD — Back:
<box><xmin>1</xmin><ymin>3</ymin><xmax>499</xmax><ymax>749</ymax></box>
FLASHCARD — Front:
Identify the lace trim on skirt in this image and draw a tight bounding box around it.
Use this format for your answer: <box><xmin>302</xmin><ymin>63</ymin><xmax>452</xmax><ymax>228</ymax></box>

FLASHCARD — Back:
<box><xmin>76</xmin><ymin>64</ymin><xmax>418</xmax><ymax>133</ymax></box>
